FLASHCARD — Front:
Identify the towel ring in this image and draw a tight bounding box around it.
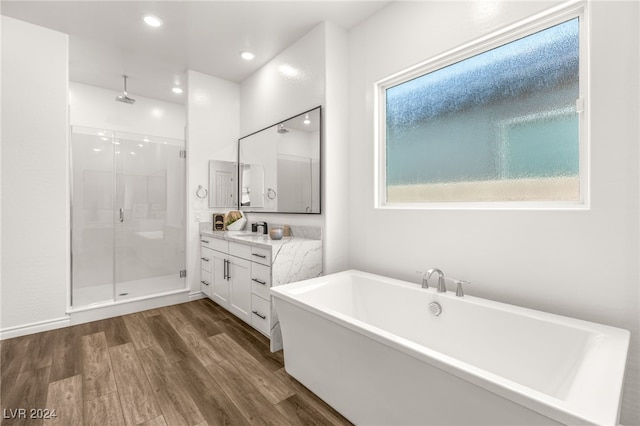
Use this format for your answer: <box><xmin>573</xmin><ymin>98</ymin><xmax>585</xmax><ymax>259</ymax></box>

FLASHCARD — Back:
<box><xmin>267</xmin><ymin>188</ymin><xmax>277</xmax><ymax>200</ymax></box>
<box><xmin>196</xmin><ymin>185</ymin><xmax>208</xmax><ymax>199</ymax></box>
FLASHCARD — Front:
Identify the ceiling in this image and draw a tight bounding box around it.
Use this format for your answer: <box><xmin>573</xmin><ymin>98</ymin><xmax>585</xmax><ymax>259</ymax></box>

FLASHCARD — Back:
<box><xmin>1</xmin><ymin>1</ymin><xmax>391</xmax><ymax>104</ymax></box>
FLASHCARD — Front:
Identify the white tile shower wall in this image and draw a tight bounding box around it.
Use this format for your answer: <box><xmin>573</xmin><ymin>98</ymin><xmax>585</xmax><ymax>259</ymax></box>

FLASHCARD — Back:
<box><xmin>347</xmin><ymin>1</ymin><xmax>639</xmax><ymax>424</ymax></box>
<box><xmin>1</xmin><ymin>17</ymin><xmax>70</xmax><ymax>335</ymax></box>
<box><xmin>69</xmin><ymin>82</ymin><xmax>185</xmax><ymax>140</ymax></box>
<box><xmin>186</xmin><ymin>70</ymin><xmax>240</xmax><ymax>295</ymax></box>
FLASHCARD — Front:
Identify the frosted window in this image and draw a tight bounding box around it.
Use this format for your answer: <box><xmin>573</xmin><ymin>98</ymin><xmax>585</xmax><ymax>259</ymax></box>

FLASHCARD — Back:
<box><xmin>383</xmin><ymin>17</ymin><xmax>581</xmax><ymax>204</ymax></box>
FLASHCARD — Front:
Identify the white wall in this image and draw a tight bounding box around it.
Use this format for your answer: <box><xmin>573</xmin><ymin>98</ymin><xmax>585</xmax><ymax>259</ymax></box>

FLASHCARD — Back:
<box><xmin>348</xmin><ymin>1</ymin><xmax>639</xmax><ymax>424</ymax></box>
<box><xmin>240</xmin><ymin>22</ymin><xmax>350</xmax><ymax>273</ymax></box>
<box><xmin>69</xmin><ymin>82</ymin><xmax>185</xmax><ymax>140</ymax></box>
<box><xmin>186</xmin><ymin>70</ymin><xmax>240</xmax><ymax>294</ymax></box>
<box><xmin>323</xmin><ymin>22</ymin><xmax>350</xmax><ymax>273</ymax></box>
<box><xmin>1</xmin><ymin>17</ymin><xmax>70</xmax><ymax>336</ymax></box>
<box><xmin>240</xmin><ymin>24</ymin><xmax>325</xmax><ymax>136</ymax></box>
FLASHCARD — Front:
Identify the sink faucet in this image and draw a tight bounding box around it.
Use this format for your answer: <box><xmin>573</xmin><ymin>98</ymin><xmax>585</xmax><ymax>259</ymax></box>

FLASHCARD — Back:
<box><xmin>422</xmin><ymin>268</ymin><xmax>446</xmax><ymax>292</ymax></box>
<box><xmin>255</xmin><ymin>221</ymin><xmax>268</xmax><ymax>234</ymax></box>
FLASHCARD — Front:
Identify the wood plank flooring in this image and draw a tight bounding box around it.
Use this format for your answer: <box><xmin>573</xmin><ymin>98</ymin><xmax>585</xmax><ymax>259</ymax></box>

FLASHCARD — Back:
<box><xmin>0</xmin><ymin>299</ymin><xmax>351</xmax><ymax>426</ymax></box>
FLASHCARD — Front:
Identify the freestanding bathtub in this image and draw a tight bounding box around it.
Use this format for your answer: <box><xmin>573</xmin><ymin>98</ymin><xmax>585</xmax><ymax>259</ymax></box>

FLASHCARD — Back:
<box><xmin>271</xmin><ymin>270</ymin><xmax>630</xmax><ymax>425</ymax></box>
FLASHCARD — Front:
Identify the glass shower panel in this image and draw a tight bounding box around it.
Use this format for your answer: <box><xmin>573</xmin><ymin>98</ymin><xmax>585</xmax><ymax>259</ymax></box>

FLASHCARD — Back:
<box><xmin>113</xmin><ymin>132</ymin><xmax>186</xmax><ymax>300</ymax></box>
<box><xmin>71</xmin><ymin>127</ymin><xmax>116</xmax><ymax>306</ymax></box>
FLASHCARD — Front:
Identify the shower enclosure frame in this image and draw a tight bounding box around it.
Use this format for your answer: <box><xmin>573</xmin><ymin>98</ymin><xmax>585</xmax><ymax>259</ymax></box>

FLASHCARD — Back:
<box><xmin>69</xmin><ymin>126</ymin><xmax>187</xmax><ymax>309</ymax></box>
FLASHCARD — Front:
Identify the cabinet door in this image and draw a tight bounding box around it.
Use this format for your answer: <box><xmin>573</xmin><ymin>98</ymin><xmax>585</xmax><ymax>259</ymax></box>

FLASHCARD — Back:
<box><xmin>228</xmin><ymin>256</ymin><xmax>251</xmax><ymax>323</ymax></box>
<box><xmin>211</xmin><ymin>250</ymin><xmax>229</xmax><ymax>307</ymax></box>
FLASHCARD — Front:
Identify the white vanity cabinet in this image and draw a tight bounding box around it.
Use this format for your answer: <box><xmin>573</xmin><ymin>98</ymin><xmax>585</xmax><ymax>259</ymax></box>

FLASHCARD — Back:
<box><xmin>200</xmin><ymin>228</ymin><xmax>322</xmax><ymax>351</ymax></box>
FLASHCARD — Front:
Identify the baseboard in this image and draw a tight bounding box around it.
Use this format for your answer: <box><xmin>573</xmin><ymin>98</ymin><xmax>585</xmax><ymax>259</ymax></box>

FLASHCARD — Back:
<box><xmin>189</xmin><ymin>290</ymin><xmax>206</xmax><ymax>301</ymax></box>
<box><xmin>1</xmin><ymin>289</ymin><xmax>206</xmax><ymax>340</ymax></box>
<box><xmin>0</xmin><ymin>316</ymin><xmax>71</xmax><ymax>340</ymax></box>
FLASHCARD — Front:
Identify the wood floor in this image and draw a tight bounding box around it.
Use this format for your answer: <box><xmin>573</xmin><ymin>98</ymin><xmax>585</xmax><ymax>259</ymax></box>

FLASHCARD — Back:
<box><xmin>0</xmin><ymin>298</ymin><xmax>352</xmax><ymax>426</ymax></box>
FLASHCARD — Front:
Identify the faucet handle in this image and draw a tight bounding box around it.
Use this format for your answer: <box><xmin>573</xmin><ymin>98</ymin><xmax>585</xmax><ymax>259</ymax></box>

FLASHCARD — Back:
<box><xmin>455</xmin><ymin>280</ymin><xmax>470</xmax><ymax>297</ymax></box>
<box><xmin>421</xmin><ymin>276</ymin><xmax>429</xmax><ymax>289</ymax></box>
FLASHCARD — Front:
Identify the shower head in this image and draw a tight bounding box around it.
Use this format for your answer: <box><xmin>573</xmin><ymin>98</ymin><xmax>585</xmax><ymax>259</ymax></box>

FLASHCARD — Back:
<box><xmin>115</xmin><ymin>75</ymin><xmax>136</xmax><ymax>104</ymax></box>
<box><xmin>116</xmin><ymin>94</ymin><xmax>135</xmax><ymax>104</ymax></box>
<box><xmin>277</xmin><ymin>124</ymin><xmax>289</xmax><ymax>134</ymax></box>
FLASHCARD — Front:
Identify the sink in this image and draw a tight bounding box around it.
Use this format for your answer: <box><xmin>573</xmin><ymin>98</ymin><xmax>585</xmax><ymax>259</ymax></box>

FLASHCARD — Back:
<box><xmin>230</xmin><ymin>232</ymin><xmax>269</xmax><ymax>241</ymax></box>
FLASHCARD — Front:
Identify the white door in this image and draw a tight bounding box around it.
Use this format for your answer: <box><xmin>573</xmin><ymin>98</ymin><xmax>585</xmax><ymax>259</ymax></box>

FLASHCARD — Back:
<box><xmin>215</xmin><ymin>170</ymin><xmax>235</xmax><ymax>207</ymax></box>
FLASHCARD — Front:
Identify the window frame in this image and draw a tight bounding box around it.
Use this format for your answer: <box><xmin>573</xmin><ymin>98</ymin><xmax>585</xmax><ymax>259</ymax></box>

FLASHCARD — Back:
<box><xmin>374</xmin><ymin>1</ymin><xmax>589</xmax><ymax>210</ymax></box>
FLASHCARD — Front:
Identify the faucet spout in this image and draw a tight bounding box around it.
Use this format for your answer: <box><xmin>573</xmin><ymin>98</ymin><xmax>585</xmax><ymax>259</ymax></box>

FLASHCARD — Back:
<box><xmin>423</xmin><ymin>268</ymin><xmax>446</xmax><ymax>292</ymax></box>
<box><xmin>256</xmin><ymin>221</ymin><xmax>268</xmax><ymax>234</ymax></box>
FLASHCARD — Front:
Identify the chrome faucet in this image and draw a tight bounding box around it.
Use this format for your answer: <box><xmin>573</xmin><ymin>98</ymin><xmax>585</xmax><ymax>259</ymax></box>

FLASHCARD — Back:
<box><xmin>422</xmin><ymin>268</ymin><xmax>447</xmax><ymax>292</ymax></box>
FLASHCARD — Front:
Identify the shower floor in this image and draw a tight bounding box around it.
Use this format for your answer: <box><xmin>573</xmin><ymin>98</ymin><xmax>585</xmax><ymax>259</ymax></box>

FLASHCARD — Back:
<box><xmin>72</xmin><ymin>273</ymin><xmax>185</xmax><ymax>307</ymax></box>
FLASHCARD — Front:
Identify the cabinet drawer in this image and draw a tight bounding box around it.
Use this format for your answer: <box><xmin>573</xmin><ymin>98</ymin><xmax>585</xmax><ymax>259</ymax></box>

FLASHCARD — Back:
<box><xmin>200</xmin><ymin>269</ymin><xmax>212</xmax><ymax>295</ymax></box>
<box><xmin>251</xmin><ymin>263</ymin><xmax>271</xmax><ymax>300</ymax></box>
<box><xmin>200</xmin><ymin>247</ymin><xmax>213</xmax><ymax>272</ymax></box>
<box><xmin>211</xmin><ymin>238</ymin><xmax>228</xmax><ymax>253</ymax></box>
<box><xmin>200</xmin><ymin>236</ymin><xmax>213</xmax><ymax>246</ymax></box>
<box><xmin>229</xmin><ymin>241</ymin><xmax>252</xmax><ymax>260</ymax></box>
<box><xmin>251</xmin><ymin>294</ymin><xmax>271</xmax><ymax>336</ymax></box>
<box><xmin>250</xmin><ymin>246</ymin><xmax>271</xmax><ymax>266</ymax></box>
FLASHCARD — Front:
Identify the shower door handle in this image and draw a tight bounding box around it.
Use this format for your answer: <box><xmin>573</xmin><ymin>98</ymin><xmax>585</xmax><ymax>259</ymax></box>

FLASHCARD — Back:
<box><xmin>119</xmin><ymin>208</ymin><xmax>124</xmax><ymax>223</ymax></box>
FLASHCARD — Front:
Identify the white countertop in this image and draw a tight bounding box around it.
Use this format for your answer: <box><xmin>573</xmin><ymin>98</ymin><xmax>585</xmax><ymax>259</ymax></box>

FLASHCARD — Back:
<box><xmin>200</xmin><ymin>230</ymin><xmax>320</xmax><ymax>249</ymax></box>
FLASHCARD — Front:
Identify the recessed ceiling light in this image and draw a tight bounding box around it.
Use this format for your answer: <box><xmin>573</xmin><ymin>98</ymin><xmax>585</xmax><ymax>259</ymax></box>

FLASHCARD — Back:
<box><xmin>303</xmin><ymin>114</ymin><xmax>311</xmax><ymax>125</ymax></box>
<box><xmin>143</xmin><ymin>15</ymin><xmax>163</xmax><ymax>27</ymax></box>
<box><xmin>240</xmin><ymin>51</ymin><xmax>255</xmax><ymax>61</ymax></box>
<box><xmin>172</xmin><ymin>87</ymin><xmax>183</xmax><ymax>94</ymax></box>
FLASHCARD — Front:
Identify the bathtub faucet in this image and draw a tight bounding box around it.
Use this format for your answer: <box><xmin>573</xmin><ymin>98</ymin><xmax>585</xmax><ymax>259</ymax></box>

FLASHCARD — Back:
<box><xmin>422</xmin><ymin>268</ymin><xmax>447</xmax><ymax>292</ymax></box>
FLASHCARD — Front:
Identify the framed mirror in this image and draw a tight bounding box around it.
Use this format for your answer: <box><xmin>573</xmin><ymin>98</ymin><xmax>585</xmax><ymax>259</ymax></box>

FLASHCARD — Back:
<box><xmin>208</xmin><ymin>160</ymin><xmax>237</xmax><ymax>208</ymax></box>
<box><xmin>239</xmin><ymin>106</ymin><xmax>321</xmax><ymax>214</ymax></box>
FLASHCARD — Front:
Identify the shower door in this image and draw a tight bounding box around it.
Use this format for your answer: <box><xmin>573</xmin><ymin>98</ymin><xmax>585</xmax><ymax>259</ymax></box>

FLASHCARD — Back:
<box><xmin>71</xmin><ymin>127</ymin><xmax>186</xmax><ymax>307</ymax></box>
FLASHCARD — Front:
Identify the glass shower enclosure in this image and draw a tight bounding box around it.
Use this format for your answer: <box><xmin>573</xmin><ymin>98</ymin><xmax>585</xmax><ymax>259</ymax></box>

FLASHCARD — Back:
<box><xmin>71</xmin><ymin>126</ymin><xmax>186</xmax><ymax>307</ymax></box>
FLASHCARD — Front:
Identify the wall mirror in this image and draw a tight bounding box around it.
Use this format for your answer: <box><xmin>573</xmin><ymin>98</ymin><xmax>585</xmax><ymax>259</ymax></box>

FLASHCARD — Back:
<box><xmin>239</xmin><ymin>106</ymin><xmax>321</xmax><ymax>214</ymax></box>
<box><xmin>208</xmin><ymin>160</ymin><xmax>237</xmax><ymax>208</ymax></box>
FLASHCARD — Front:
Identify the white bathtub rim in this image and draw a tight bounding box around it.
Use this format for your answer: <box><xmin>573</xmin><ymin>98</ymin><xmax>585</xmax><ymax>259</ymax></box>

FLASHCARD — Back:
<box><xmin>271</xmin><ymin>269</ymin><xmax>630</xmax><ymax>426</ymax></box>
